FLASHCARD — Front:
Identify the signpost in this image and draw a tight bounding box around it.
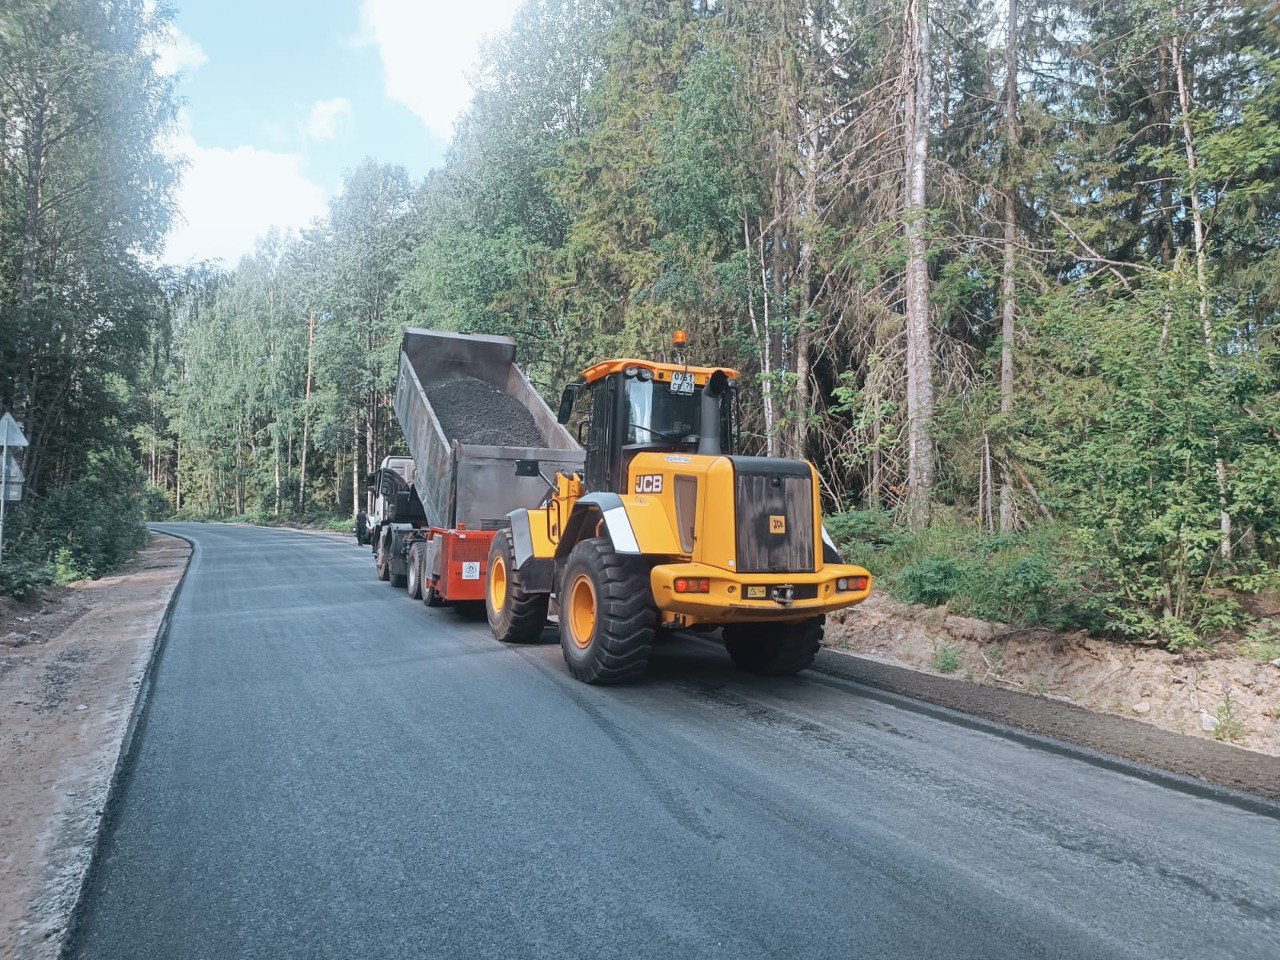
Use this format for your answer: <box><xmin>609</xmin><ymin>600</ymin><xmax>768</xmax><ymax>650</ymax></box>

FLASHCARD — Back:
<box><xmin>0</xmin><ymin>412</ymin><xmax>29</xmax><ymax>565</ymax></box>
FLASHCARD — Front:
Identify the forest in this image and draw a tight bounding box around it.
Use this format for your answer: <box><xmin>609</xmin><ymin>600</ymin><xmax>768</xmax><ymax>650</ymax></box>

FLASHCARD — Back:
<box><xmin>3</xmin><ymin>0</ymin><xmax>1279</xmax><ymax>651</ymax></box>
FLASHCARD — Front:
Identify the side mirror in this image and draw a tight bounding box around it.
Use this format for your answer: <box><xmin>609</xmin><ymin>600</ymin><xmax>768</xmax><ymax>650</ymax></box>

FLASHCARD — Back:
<box><xmin>705</xmin><ymin>369</ymin><xmax>730</xmax><ymax>398</ymax></box>
<box><xmin>364</xmin><ymin>471</ymin><xmax>378</xmax><ymax>488</ymax></box>
<box><xmin>515</xmin><ymin>459</ymin><xmax>541</xmax><ymax>478</ymax></box>
<box><xmin>557</xmin><ymin>385</ymin><xmax>576</xmax><ymax>424</ymax></box>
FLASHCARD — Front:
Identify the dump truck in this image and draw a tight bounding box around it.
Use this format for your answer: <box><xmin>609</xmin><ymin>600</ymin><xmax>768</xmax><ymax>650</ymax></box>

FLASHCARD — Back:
<box><xmin>486</xmin><ymin>333</ymin><xmax>873</xmax><ymax>683</ymax></box>
<box><xmin>365</xmin><ymin>329</ymin><xmax>583</xmax><ymax>606</ymax></box>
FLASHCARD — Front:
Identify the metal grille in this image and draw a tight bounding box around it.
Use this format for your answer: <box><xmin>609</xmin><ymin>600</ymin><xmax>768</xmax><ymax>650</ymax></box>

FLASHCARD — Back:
<box><xmin>735</xmin><ymin>472</ymin><xmax>815</xmax><ymax>574</ymax></box>
<box><xmin>446</xmin><ymin>536</ymin><xmax>491</xmax><ymax>564</ymax></box>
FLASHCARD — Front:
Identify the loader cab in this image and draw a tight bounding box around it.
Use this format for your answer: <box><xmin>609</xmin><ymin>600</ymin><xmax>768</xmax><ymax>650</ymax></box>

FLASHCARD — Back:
<box><xmin>562</xmin><ymin>362</ymin><xmax>738</xmax><ymax>494</ymax></box>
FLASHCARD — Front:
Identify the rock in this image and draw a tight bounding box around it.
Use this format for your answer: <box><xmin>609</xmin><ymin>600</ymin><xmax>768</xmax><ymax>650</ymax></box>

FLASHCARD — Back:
<box><xmin>944</xmin><ymin>615</ymin><xmax>997</xmax><ymax>643</ymax></box>
<box><xmin>0</xmin><ymin>631</ymin><xmax>24</xmax><ymax>647</ymax></box>
<box><xmin>1132</xmin><ymin>702</ymin><xmax>1151</xmax><ymax>715</ymax></box>
<box><xmin>1200</xmin><ymin>710</ymin><xmax>1219</xmax><ymax>733</ymax></box>
<box><xmin>75</xmin><ymin>704</ymin><xmax>87</xmax><ymax>711</ymax></box>
<box><xmin>1271</xmin><ymin>658</ymin><xmax>1280</xmax><ymax>668</ymax></box>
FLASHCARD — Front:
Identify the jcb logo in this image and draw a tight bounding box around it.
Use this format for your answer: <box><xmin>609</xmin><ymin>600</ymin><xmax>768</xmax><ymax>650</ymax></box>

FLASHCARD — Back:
<box><xmin>769</xmin><ymin>515</ymin><xmax>786</xmax><ymax>535</ymax></box>
<box><xmin>635</xmin><ymin>474</ymin><xmax>663</xmax><ymax>494</ymax></box>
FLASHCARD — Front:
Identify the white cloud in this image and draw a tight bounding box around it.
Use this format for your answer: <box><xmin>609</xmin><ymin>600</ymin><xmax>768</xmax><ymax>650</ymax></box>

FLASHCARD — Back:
<box><xmin>145</xmin><ymin>0</ymin><xmax>208</xmax><ymax>77</ymax></box>
<box><xmin>305</xmin><ymin>97</ymin><xmax>354</xmax><ymax>141</ymax></box>
<box><xmin>163</xmin><ymin>118</ymin><xmax>328</xmax><ymax>266</ymax></box>
<box><xmin>359</xmin><ymin>0</ymin><xmax>522</xmax><ymax>141</ymax></box>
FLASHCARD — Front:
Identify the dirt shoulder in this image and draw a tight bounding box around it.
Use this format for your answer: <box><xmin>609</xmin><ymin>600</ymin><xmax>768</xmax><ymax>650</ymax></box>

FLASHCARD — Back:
<box><xmin>0</xmin><ymin>534</ymin><xmax>190</xmax><ymax>960</ymax></box>
<box><xmin>825</xmin><ymin>594</ymin><xmax>1280</xmax><ymax>802</ymax></box>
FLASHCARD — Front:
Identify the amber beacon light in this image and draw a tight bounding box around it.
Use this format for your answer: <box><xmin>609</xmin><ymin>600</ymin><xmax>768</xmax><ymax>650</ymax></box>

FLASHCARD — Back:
<box><xmin>673</xmin><ymin>329</ymin><xmax>688</xmax><ymax>347</ymax></box>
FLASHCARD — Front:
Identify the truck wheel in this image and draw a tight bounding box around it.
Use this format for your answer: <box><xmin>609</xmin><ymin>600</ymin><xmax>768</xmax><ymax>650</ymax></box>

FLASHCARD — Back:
<box><xmin>375</xmin><ymin>534</ymin><xmax>391</xmax><ymax>581</ymax></box>
<box><xmin>722</xmin><ymin>617</ymin><xmax>824</xmax><ymax>676</ymax></box>
<box><xmin>407</xmin><ymin>544</ymin><xmax>423</xmax><ymax>600</ymax></box>
<box><xmin>559</xmin><ymin>537</ymin><xmax>654</xmax><ymax>684</ymax></box>
<box><xmin>422</xmin><ymin>578</ymin><xmax>443</xmax><ymax>607</ymax></box>
<box><xmin>486</xmin><ymin>530</ymin><xmax>547</xmax><ymax>643</ymax></box>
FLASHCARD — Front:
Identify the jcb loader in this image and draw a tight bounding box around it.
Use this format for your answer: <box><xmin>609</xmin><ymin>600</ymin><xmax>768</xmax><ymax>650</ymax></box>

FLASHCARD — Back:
<box><xmin>485</xmin><ymin>338</ymin><xmax>873</xmax><ymax>683</ymax></box>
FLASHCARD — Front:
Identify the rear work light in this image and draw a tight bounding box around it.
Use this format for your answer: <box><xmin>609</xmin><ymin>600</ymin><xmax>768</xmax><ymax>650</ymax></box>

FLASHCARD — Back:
<box><xmin>674</xmin><ymin>577</ymin><xmax>711</xmax><ymax>594</ymax></box>
<box><xmin>837</xmin><ymin>576</ymin><xmax>869</xmax><ymax>592</ymax></box>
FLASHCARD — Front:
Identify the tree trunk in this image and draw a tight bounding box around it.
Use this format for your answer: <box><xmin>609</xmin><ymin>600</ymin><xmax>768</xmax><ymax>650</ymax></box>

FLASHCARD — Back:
<box><xmin>1172</xmin><ymin>34</ymin><xmax>1231</xmax><ymax>559</ymax></box>
<box><xmin>298</xmin><ymin>311</ymin><xmax>314</xmax><ymax>512</ymax></box>
<box><xmin>752</xmin><ymin>217</ymin><xmax>777</xmax><ymax>455</ymax></box>
<box><xmin>998</xmin><ymin>0</ymin><xmax>1019</xmax><ymax>533</ymax></box>
<box><xmin>790</xmin><ymin>15</ymin><xmax>824</xmax><ymax>462</ymax></box>
<box><xmin>352</xmin><ymin>416</ymin><xmax>361</xmax><ymax>520</ymax></box>
<box><xmin>902</xmin><ymin>0</ymin><xmax>935</xmax><ymax>529</ymax></box>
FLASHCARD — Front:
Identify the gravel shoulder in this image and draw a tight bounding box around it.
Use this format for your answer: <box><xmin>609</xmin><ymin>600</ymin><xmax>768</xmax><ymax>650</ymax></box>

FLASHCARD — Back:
<box><xmin>0</xmin><ymin>534</ymin><xmax>190</xmax><ymax>960</ymax></box>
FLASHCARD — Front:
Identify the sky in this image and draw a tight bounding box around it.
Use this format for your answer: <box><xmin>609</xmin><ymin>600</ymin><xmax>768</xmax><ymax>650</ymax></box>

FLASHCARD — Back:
<box><xmin>156</xmin><ymin>0</ymin><xmax>523</xmax><ymax>267</ymax></box>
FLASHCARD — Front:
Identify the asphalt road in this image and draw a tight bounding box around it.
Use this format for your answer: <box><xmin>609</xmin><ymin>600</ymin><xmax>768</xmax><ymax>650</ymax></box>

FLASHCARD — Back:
<box><xmin>69</xmin><ymin>523</ymin><xmax>1280</xmax><ymax>960</ymax></box>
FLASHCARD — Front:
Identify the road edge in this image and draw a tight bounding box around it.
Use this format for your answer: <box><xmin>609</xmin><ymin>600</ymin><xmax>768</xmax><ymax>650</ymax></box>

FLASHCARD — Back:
<box><xmin>54</xmin><ymin>528</ymin><xmax>196</xmax><ymax>959</ymax></box>
<box><xmin>809</xmin><ymin>646</ymin><xmax>1280</xmax><ymax>818</ymax></box>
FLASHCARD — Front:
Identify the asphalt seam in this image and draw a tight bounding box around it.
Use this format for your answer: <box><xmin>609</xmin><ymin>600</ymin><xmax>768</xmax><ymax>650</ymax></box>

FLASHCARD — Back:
<box><xmin>56</xmin><ymin>529</ymin><xmax>197</xmax><ymax>959</ymax></box>
<box><xmin>677</xmin><ymin>634</ymin><xmax>1280</xmax><ymax>819</ymax></box>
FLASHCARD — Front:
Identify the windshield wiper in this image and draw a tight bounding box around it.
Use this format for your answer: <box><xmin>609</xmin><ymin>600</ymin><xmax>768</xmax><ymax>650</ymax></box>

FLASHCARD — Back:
<box><xmin>628</xmin><ymin>422</ymin><xmax>693</xmax><ymax>445</ymax></box>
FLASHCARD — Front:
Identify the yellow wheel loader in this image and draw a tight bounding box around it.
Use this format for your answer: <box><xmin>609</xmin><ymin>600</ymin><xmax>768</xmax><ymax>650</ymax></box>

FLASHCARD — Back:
<box><xmin>486</xmin><ymin>339</ymin><xmax>873</xmax><ymax>683</ymax></box>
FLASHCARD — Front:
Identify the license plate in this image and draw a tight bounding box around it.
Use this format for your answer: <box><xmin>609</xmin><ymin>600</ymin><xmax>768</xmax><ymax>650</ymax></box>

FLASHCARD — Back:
<box><xmin>670</xmin><ymin>372</ymin><xmax>695</xmax><ymax>395</ymax></box>
<box><xmin>461</xmin><ymin>562</ymin><xmax>481</xmax><ymax>580</ymax></box>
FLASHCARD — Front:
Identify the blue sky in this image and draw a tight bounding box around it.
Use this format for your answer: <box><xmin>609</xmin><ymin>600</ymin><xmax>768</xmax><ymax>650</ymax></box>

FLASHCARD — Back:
<box><xmin>159</xmin><ymin>0</ymin><xmax>522</xmax><ymax>265</ymax></box>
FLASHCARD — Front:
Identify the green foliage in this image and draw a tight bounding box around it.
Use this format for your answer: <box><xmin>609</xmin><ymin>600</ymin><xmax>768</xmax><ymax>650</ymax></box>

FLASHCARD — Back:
<box><xmin>932</xmin><ymin>645</ymin><xmax>963</xmax><ymax>674</ymax></box>
<box><xmin>835</xmin><ymin>518</ymin><xmax>1108</xmax><ymax>631</ymax></box>
<box><xmin>1213</xmin><ymin>686</ymin><xmax>1248</xmax><ymax>743</ymax></box>
<box><xmin>1241</xmin><ymin>624</ymin><xmax>1280</xmax><ymax>663</ymax></box>
<box><xmin>0</xmin><ymin>555</ymin><xmax>52</xmax><ymax>601</ymax></box>
<box><xmin>140</xmin><ymin>484</ymin><xmax>173</xmax><ymax>521</ymax></box>
<box><xmin>896</xmin><ymin>557</ymin><xmax>969</xmax><ymax>607</ymax></box>
<box><xmin>2</xmin><ymin>448</ymin><xmax>149</xmax><ymax>591</ymax></box>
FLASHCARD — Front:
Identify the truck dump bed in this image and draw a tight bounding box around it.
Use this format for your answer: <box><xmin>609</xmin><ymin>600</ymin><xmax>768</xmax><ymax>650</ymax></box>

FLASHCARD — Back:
<box><xmin>393</xmin><ymin>329</ymin><xmax>584</xmax><ymax>530</ymax></box>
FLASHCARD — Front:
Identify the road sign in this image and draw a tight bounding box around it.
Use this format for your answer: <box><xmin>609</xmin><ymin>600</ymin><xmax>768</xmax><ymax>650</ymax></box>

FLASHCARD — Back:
<box><xmin>2</xmin><ymin>453</ymin><xmax>22</xmax><ymax>501</ymax></box>
<box><xmin>0</xmin><ymin>412</ymin><xmax>27</xmax><ymax>564</ymax></box>
<box><xmin>0</xmin><ymin>412</ymin><xmax>28</xmax><ymax>449</ymax></box>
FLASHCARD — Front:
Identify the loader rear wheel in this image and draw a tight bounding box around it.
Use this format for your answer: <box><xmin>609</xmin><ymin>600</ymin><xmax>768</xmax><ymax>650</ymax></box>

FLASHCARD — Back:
<box><xmin>407</xmin><ymin>544</ymin><xmax>423</xmax><ymax>600</ymax></box>
<box><xmin>486</xmin><ymin>530</ymin><xmax>547</xmax><ymax>643</ymax></box>
<box><xmin>722</xmin><ymin>616</ymin><xmax>824</xmax><ymax>676</ymax></box>
<box><xmin>375</xmin><ymin>533</ymin><xmax>391</xmax><ymax>581</ymax></box>
<box><xmin>559</xmin><ymin>537</ymin><xmax>654</xmax><ymax>684</ymax></box>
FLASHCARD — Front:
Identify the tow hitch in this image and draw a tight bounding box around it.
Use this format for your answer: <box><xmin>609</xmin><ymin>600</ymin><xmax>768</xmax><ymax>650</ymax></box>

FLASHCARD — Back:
<box><xmin>771</xmin><ymin>584</ymin><xmax>796</xmax><ymax>607</ymax></box>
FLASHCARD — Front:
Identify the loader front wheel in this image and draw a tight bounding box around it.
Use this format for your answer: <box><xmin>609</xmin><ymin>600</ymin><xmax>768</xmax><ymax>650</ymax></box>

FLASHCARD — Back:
<box><xmin>722</xmin><ymin>616</ymin><xmax>824</xmax><ymax>676</ymax></box>
<box><xmin>486</xmin><ymin>530</ymin><xmax>547</xmax><ymax>643</ymax></box>
<box><xmin>559</xmin><ymin>537</ymin><xmax>654</xmax><ymax>684</ymax></box>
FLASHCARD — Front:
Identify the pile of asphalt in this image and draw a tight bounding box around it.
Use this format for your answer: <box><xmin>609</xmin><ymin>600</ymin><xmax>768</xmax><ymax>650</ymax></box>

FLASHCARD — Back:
<box><xmin>426</xmin><ymin>376</ymin><xmax>545</xmax><ymax>447</ymax></box>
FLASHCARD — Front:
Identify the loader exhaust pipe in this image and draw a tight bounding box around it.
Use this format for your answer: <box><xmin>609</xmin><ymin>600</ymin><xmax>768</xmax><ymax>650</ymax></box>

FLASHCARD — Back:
<box><xmin>698</xmin><ymin>370</ymin><xmax>730</xmax><ymax>456</ymax></box>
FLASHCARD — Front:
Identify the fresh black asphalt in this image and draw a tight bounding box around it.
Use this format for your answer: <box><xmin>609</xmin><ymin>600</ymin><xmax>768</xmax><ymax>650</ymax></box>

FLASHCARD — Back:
<box><xmin>69</xmin><ymin>523</ymin><xmax>1280</xmax><ymax>960</ymax></box>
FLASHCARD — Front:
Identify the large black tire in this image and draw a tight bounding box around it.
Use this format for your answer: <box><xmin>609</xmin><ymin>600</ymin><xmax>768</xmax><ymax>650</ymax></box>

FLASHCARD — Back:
<box><xmin>375</xmin><ymin>532</ymin><xmax>391</xmax><ymax>581</ymax></box>
<box><xmin>407</xmin><ymin>543</ymin><xmax>424</xmax><ymax>600</ymax></box>
<box><xmin>390</xmin><ymin>560</ymin><xmax>407</xmax><ymax>589</ymax></box>
<box><xmin>559</xmin><ymin>537</ymin><xmax>655</xmax><ymax>684</ymax></box>
<box><xmin>722</xmin><ymin>616</ymin><xmax>824</xmax><ymax>676</ymax></box>
<box><xmin>486</xmin><ymin>530</ymin><xmax>547</xmax><ymax>643</ymax></box>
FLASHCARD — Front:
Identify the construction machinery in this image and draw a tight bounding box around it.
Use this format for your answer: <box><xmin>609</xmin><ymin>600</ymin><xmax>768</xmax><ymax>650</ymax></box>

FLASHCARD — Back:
<box><xmin>366</xmin><ymin>329</ymin><xmax>583</xmax><ymax>607</ymax></box>
<box><xmin>487</xmin><ymin>333</ymin><xmax>873</xmax><ymax>683</ymax></box>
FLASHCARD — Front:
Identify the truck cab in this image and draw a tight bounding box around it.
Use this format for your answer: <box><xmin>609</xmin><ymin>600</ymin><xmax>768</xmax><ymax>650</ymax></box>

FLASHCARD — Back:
<box><xmin>366</xmin><ymin>455</ymin><xmax>424</xmax><ymax>587</ymax></box>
